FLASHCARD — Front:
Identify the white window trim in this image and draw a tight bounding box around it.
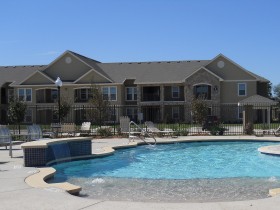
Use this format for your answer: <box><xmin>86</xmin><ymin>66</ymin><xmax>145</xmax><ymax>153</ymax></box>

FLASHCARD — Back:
<box><xmin>18</xmin><ymin>88</ymin><xmax>32</xmax><ymax>102</ymax></box>
<box><xmin>102</xmin><ymin>86</ymin><xmax>117</xmax><ymax>101</ymax></box>
<box><xmin>238</xmin><ymin>83</ymin><xmax>247</xmax><ymax>96</ymax></box>
<box><xmin>193</xmin><ymin>84</ymin><xmax>212</xmax><ymax>100</ymax></box>
<box><xmin>172</xmin><ymin>86</ymin><xmax>180</xmax><ymax>98</ymax></box>
<box><xmin>125</xmin><ymin>87</ymin><xmax>137</xmax><ymax>101</ymax></box>
<box><xmin>79</xmin><ymin>88</ymin><xmax>89</xmax><ymax>100</ymax></box>
<box><xmin>172</xmin><ymin>107</ymin><xmax>179</xmax><ymax>119</ymax></box>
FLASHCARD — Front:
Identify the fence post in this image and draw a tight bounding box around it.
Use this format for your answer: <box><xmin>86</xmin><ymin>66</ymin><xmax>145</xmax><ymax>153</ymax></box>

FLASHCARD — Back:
<box><xmin>113</xmin><ymin>105</ymin><xmax>116</xmax><ymax>135</ymax></box>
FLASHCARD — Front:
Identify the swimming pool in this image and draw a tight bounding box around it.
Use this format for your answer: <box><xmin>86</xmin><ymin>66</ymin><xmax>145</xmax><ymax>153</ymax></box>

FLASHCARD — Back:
<box><xmin>50</xmin><ymin>141</ymin><xmax>280</xmax><ymax>202</ymax></box>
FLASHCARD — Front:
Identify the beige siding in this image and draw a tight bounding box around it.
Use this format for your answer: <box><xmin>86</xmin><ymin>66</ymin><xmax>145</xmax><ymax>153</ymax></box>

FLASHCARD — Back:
<box><xmin>206</xmin><ymin>56</ymin><xmax>256</xmax><ymax>80</ymax></box>
<box><xmin>44</xmin><ymin>53</ymin><xmax>91</xmax><ymax>81</ymax></box>
<box><xmin>21</xmin><ymin>73</ymin><xmax>53</xmax><ymax>85</ymax></box>
<box><xmin>220</xmin><ymin>81</ymin><xmax>257</xmax><ymax>103</ymax></box>
<box><xmin>75</xmin><ymin>71</ymin><xmax>111</xmax><ymax>84</ymax></box>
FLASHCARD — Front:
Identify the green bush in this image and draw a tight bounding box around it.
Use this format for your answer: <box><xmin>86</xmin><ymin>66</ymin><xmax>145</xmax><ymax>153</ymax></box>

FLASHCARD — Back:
<box><xmin>97</xmin><ymin>127</ymin><xmax>112</xmax><ymax>137</ymax></box>
<box><xmin>244</xmin><ymin>123</ymin><xmax>254</xmax><ymax>135</ymax></box>
<box><xmin>210</xmin><ymin>126</ymin><xmax>226</xmax><ymax>135</ymax></box>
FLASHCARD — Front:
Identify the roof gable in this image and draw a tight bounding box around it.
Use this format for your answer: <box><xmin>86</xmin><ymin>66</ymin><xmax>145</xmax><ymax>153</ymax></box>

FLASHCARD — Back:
<box><xmin>185</xmin><ymin>66</ymin><xmax>223</xmax><ymax>81</ymax></box>
<box><xmin>19</xmin><ymin>71</ymin><xmax>54</xmax><ymax>85</ymax></box>
<box><xmin>43</xmin><ymin>51</ymin><xmax>92</xmax><ymax>81</ymax></box>
<box><xmin>206</xmin><ymin>54</ymin><xmax>268</xmax><ymax>82</ymax></box>
<box><xmin>74</xmin><ymin>69</ymin><xmax>112</xmax><ymax>84</ymax></box>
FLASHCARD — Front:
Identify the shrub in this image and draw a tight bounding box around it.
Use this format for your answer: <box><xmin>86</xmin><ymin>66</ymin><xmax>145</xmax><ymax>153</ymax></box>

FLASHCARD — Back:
<box><xmin>244</xmin><ymin>123</ymin><xmax>254</xmax><ymax>135</ymax></box>
<box><xmin>97</xmin><ymin>127</ymin><xmax>112</xmax><ymax>137</ymax></box>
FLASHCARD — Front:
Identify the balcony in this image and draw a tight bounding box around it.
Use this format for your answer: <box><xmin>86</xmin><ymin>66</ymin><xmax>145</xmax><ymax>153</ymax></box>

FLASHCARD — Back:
<box><xmin>36</xmin><ymin>89</ymin><xmax>58</xmax><ymax>103</ymax></box>
<box><xmin>142</xmin><ymin>86</ymin><xmax>160</xmax><ymax>102</ymax></box>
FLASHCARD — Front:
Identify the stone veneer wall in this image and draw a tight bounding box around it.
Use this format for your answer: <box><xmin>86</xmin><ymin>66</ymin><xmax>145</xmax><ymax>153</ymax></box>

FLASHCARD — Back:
<box><xmin>184</xmin><ymin>69</ymin><xmax>221</xmax><ymax>122</ymax></box>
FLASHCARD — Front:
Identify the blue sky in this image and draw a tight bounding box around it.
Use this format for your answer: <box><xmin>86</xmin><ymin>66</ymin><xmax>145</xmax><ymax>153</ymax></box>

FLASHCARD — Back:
<box><xmin>1</xmin><ymin>0</ymin><xmax>279</xmax><ymax>86</ymax></box>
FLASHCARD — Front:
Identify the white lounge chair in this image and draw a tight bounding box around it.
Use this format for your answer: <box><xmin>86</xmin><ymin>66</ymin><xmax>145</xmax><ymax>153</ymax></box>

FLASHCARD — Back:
<box><xmin>0</xmin><ymin>126</ymin><xmax>12</xmax><ymax>149</ymax></box>
<box><xmin>145</xmin><ymin>121</ymin><xmax>176</xmax><ymax>137</ymax></box>
<box><xmin>27</xmin><ymin>125</ymin><xmax>53</xmax><ymax>141</ymax></box>
<box><xmin>79</xmin><ymin>122</ymin><xmax>91</xmax><ymax>136</ymax></box>
<box><xmin>120</xmin><ymin>116</ymin><xmax>142</xmax><ymax>141</ymax></box>
<box><xmin>0</xmin><ymin>126</ymin><xmax>23</xmax><ymax>158</ymax></box>
<box><xmin>272</xmin><ymin>126</ymin><xmax>280</xmax><ymax>136</ymax></box>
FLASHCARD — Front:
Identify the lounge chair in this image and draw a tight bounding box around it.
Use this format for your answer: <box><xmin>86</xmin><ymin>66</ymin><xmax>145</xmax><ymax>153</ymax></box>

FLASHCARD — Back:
<box><xmin>0</xmin><ymin>126</ymin><xmax>25</xmax><ymax>157</ymax></box>
<box><xmin>145</xmin><ymin>121</ymin><xmax>176</xmax><ymax>137</ymax></box>
<box><xmin>60</xmin><ymin>123</ymin><xmax>76</xmax><ymax>137</ymax></box>
<box><xmin>119</xmin><ymin>116</ymin><xmax>141</xmax><ymax>140</ymax></box>
<box><xmin>0</xmin><ymin>126</ymin><xmax>12</xmax><ymax>149</ymax></box>
<box><xmin>27</xmin><ymin>125</ymin><xmax>53</xmax><ymax>141</ymax></box>
<box><xmin>79</xmin><ymin>122</ymin><xmax>91</xmax><ymax>136</ymax></box>
<box><xmin>272</xmin><ymin>126</ymin><xmax>280</xmax><ymax>137</ymax></box>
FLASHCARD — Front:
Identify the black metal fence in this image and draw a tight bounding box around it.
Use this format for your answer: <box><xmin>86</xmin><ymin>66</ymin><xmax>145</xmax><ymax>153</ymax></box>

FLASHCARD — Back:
<box><xmin>2</xmin><ymin>103</ymin><xmax>280</xmax><ymax>136</ymax></box>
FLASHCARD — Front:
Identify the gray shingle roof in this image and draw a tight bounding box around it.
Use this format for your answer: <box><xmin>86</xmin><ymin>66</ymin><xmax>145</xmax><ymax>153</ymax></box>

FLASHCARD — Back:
<box><xmin>97</xmin><ymin>60</ymin><xmax>210</xmax><ymax>84</ymax></box>
<box><xmin>238</xmin><ymin>94</ymin><xmax>277</xmax><ymax>106</ymax></box>
<box><xmin>0</xmin><ymin>65</ymin><xmax>46</xmax><ymax>86</ymax></box>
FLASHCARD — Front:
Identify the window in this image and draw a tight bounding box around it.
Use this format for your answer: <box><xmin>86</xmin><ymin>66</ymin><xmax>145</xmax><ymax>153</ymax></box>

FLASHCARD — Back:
<box><xmin>24</xmin><ymin>109</ymin><xmax>32</xmax><ymax>123</ymax></box>
<box><xmin>193</xmin><ymin>85</ymin><xmax>211</xmax><ymax>100</ymax></box>
<box><xmin>238</xmin><ymin>83</ymin><xmax>246</xmax><ymax>96</ymax></box>
<box><xmin>102</xmin><ymin>87</ymin><xmax>117</xmax><ymax>101</ymax></box>
<box><xmin>126</xmin><ymin>107</ymin><xmax>138</xmax><ymax>121</ymax></box>
<box><xmin>172</xmin><ymin>86</ymin><xmax>180</xmax><ymax>98</ymax></box>
<box><xmin>80</xmin><ymin>89</ymin><xmax>88</xmax><ymax>100</ymax></box>
<box><xmin>126</xmin><ymin>87</ymin><xmax>137</xmax><ymax>101</ymax></box>
<box><xmin>18</xmin><ymin>88</ymin><xmax>32</xmax><ymax>102</ymax></box>
<box><xmin>172</xmin><ymin>107</ymin><xmax>179</xmax><ymax>119</ymax></box>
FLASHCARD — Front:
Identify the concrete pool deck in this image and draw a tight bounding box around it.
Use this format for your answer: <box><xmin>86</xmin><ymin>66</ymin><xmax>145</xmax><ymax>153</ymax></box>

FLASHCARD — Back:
<box><xmin>2</xmin><ymin>136</ymin><xmax>280</xmax><ymax>210</ymax></box>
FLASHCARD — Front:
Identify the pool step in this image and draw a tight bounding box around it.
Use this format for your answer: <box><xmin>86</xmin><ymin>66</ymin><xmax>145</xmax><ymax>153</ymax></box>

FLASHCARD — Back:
<box><xmin>25</xmin><ymin>167</ymin><xmax>81</xmax><ymax>195</ymax></box>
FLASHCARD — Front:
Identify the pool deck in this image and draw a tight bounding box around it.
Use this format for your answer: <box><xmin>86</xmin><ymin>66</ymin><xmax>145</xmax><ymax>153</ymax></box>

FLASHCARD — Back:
<box><xmin>2</xmin><ymin>136</ymin><xmax>280</xmax><ymax>210</ymax></box>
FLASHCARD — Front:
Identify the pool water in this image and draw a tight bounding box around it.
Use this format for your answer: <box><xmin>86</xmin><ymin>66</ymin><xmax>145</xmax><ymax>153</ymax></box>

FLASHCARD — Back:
<box><xmin>50</xmin><ymin>141</ymin><xmax>280</xmax><ymax>202</ymax></box>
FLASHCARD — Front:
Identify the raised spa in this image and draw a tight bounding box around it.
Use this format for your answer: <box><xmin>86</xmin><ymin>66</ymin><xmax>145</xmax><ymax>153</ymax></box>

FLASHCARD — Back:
<box><xmin>50</xmin><ymin>141</ymin><xmax>280</xmax><ymax>202</ymax></box>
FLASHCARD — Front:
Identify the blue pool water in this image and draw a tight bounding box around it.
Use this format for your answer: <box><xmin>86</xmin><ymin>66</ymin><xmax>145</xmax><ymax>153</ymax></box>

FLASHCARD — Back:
<box><xmin>50</xmin><ymin>141</ymin><xmax>280</xmax><ymax>202</ymax></box>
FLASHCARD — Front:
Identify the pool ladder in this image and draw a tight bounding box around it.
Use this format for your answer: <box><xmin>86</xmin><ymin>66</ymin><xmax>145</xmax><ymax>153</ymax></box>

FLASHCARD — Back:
<box><xmin>129</xmin><ymin>121</ymin><xmax>157</xmax><ymax>145</ymax></box>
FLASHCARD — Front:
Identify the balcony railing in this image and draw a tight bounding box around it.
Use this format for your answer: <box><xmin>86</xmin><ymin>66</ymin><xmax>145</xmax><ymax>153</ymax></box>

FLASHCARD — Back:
<box><xmin>142</xmin><ymin>94</ymin><xmax>160</xmax><ymax>101</ymax></box>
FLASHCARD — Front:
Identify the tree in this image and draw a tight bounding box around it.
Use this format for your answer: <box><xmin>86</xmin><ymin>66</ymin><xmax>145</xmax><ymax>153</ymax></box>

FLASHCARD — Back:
<box><xmin>267</xmin><ymin>82</ymin><xmax>273</xmax><ymax>99</ymax></box>
<box><xmin>191</xmin><ymin>96</ymin><xmax>208</xmax><ymax>126</ymax></box>
<box><xmin>87</xmin><ymin>86</ymin><xmax>111</xmax><ymax>126</ymax></box>
<box><xmin>53</xmin><ymin>97</ymin><xmax>71</xmax><ymax>123</ymax></box>
<box><xmin>273</xmin><ymin>83</ymin><xmax>280</xmax><ymax>101</ymax></box>
<box><xmin>7</xmin><ymin>98</ymin><xmax>27</xmax><ymax>134</ymax></box>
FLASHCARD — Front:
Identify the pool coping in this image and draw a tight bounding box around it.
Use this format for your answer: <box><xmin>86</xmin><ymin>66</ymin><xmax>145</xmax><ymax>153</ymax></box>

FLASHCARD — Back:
<box><xmin>24</xmin><ymin>136</ymin><xmax>280</xmax><ymax>198</ymax></box>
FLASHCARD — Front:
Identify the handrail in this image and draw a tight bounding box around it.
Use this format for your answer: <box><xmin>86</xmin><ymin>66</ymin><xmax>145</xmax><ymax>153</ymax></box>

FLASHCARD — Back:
<box><xmin>129</xmin><ymin>121</ymin><xmax>156</xmax><ymax>145</ymax></box>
